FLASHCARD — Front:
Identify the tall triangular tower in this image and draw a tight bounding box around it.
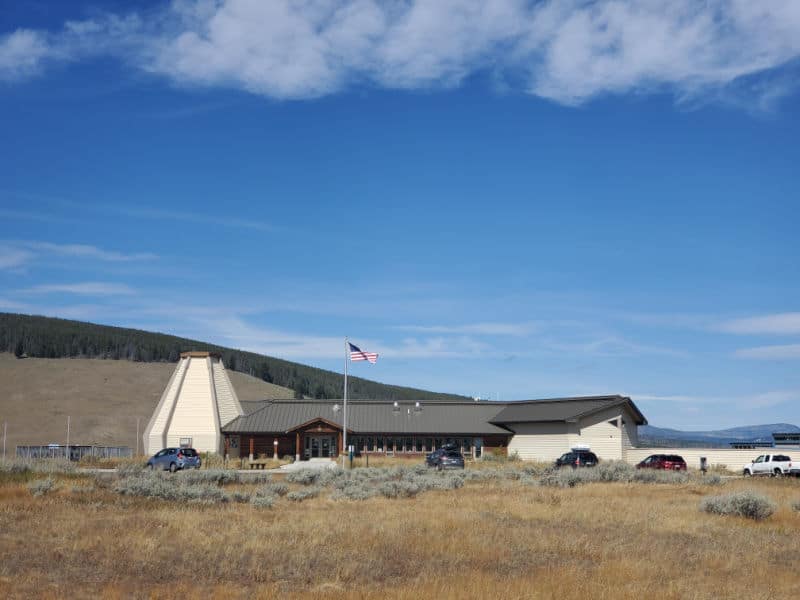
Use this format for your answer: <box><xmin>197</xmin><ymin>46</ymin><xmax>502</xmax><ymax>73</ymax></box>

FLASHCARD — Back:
<box><xmin>142</xmin><ymin>352</ymin><xmax>244</xmax><ymax>455</ymax></box>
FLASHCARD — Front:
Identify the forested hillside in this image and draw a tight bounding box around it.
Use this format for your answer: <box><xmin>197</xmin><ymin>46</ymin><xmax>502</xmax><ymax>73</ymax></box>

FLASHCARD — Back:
<box><xmin>0</xmin><ymin>313</ymin><xmax>469</xmax><ymax>402</ymax></box>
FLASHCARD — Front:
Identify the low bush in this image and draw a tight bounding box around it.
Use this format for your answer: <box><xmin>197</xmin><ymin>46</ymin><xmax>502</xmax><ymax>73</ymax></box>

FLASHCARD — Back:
<box><xmin>791</xmin><ymin>499</ymin><xmax>800</xmax><ymax>513</ymax></box>
<box><xmin>70</xmin><ymin>483</ymin><xmax>95</xmax><ymax>494</ymax></box>
<box><xmin>699</xmin><ymin>473</ymin><xmax>724</xmax><ymax>486</ymax></box>
<box><xmin>631</xmin><ymin>470</ymin><xmax>689</xmax><ymax>485</ymax></box>
<box><xmin>378</xmin><ymin>480</ymin><xmax>421</xmax><ymax>498</ymax></box>
<box><xmin>287</xmin><ymin>487</ymin><xmax>321</xmax><ymax>502</ymax></box>
<box><xmin>286</xmin><ymin>469</ymin><xmax>320</xmax><ymax>485</ymax></box>
<box><xmin>700</xmin><ymin>491</ymin><xmax>776</xmax><ymax>520</ymax></box>
<box><xmin>117</xmin><ymin>462</ymin><xmax>147</xmax><ymax>477</ymax></box>
<box><xmin>258</xmin><ymin>482</ymin><xmax>289</xmax><ymax>497</ymax></box>
<box><xmin>177</xmin><ymin>469</ymin><xmax>240</xmax><ymax>486</ymax></box>
<box><xmin>226</xmin><ymin>491</ymin><xmax>251</xmax><ymax>503</ymax></box>
<box><xmin>29</xmin><ymin>478</ymin><xmax>57</xmax><ymax>496</ymax></box>
<box><xmin>331</xmin><ymin>480</ymin><xmax>377</xmax><ymax>501</ymax></box>
<box><xmin>250</xmin><ymin>494</ymin><xmax>275</xmax><ymax>508</ymax></box>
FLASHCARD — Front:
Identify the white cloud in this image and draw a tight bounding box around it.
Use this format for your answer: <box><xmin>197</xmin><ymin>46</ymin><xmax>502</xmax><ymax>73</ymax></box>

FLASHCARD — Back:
<box><xmin>0</xmin><ymin>246</ymin><xmax>34</xmax><ymax>270</ymax></box>
<box><xmin>394</xmin><ymin>321</ymin><xmax>540</xmax><ymax>336</ymax></box>
<box><xmin>0</xmin><ymin>29</ymin><xmax>53</xmax><ymax>81</ymax></box>
<box><xmin>20</xmin><ymin>241</ymin><xmax>157</xmax><ymax>262</ymax></box>
<box><xmin>719</xmin><ymin>312</ymin><xmax>800</xmax><ymax>335</ymax></box>
<box><xmin>734</xmin><ymin>344</ymin><xmax>800</xmax><ymax>360</ymax></box>
<box><xmin>3</xmin><ymin>1</ymin><xmax>800</xmax><ymax>106</ymax></box>
<box><xmin>20</xmin><ymin>282</ymin><xmax>136</xmax><ymax>296</ymax></box>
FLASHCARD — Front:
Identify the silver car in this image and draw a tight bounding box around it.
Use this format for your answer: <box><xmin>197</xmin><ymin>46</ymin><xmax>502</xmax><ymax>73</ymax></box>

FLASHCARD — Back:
<box><xmin>146</xmin><ymin>448</ymin><xmax>201</xmax><ymax>472</ymax></box>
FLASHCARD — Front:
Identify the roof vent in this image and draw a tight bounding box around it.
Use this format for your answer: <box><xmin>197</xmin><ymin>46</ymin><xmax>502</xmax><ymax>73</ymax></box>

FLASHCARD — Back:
<box><xmin>332</xmin><ymin>404</ymin><xmax>341</xmax><ymax>413</ymax></box>
<box><xmin>392</xmin><ymin>401</ymin><xmax>400</xmax><ymax>412</ymax></box>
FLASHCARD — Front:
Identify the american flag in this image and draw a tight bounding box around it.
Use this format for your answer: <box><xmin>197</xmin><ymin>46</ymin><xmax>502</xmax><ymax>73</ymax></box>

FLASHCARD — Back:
<box><xmin>349</xmin><ymin>342</ymin><xmax>378</xmax><ymax>363</ymax></box>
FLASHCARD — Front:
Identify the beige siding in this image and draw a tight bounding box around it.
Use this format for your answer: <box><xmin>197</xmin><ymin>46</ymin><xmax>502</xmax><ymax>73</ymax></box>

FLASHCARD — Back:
<box><xmin>573</xmin><ymin>407</ymin><xmax>623</xmax><ymax>460</ymax></box>
<box><xmin>507</xmin><ymin>422</ymin><xmax>571</xmax><ymax>461</ymax></box>
<box><xmin>212</xmin><ymin>359</ymin><xmax>244</xmax><ymax>426</ymax></box>
<box><xmin>626</xmin><ymin>447</ymin><xmax>771</xmax><ymax>473</ymax></box>
<box><xmin>143</xmin><ymin>357</ymin><xmax>188</xmax><ymax>455</ymax></box>
<box><xmin>166</xmin><ymin>357</ymin><xmax>219</xmax><ymax>452</ymax></box>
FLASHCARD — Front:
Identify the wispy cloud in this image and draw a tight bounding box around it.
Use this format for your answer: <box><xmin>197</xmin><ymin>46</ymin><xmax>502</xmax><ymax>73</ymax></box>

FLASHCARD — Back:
<box><xmin>393</xmin><ymin>321</ymin><xmax>541</xmax><ymax>336</ymax></box>
<box><xmin>0</xmin><ymin>246</ymin><xmax>35</xmax><ymax>270</ymax></box>
<box><xmin>719</xmin><ymin>312</ymin><xmax>800</xmax><ymax>335</ymax></box>
<box><xmin>18</xmin><ymin>241</ymin><xmax>158</xmax><ymax>262</ymax></box>
<box><xmin>19</xmin><ymin>282</ymin><xmax>136</xmax><ymax>296</ymax></box>
<box><xmin>634</xmin><ymin>389</ymin><xmax>799</xmax><ymax>409</ymax></box>
<box><xmin>115</xmin><ymin>206</ymin><xmax>276</xmax><ymax>232</ymax></box>
<box><xmin>734</xmin><ymin>344</ymin><xmax>800</xmax><ymax>360</ymax></box>
<box><xmin>2</xmin><ymin>1</ymin><xmax>800</xmax><ymax>107</ymax></box>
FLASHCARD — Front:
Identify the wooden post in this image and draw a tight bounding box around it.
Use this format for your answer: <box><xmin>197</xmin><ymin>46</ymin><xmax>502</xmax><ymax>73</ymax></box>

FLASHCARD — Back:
<box><xmin>338</xmin><ymin>431</ymin><xmax>343</xmax><ymax>457</ymax></box>
<box><xmin>273</xmin><ymin>438</ymin><xmax>278</xmax><ymax>460</ymax></box>
<box><xmin>249</xmin><ymin>437</ymin><xmax>254</xmax><ymax>462</ymax></box>
<box><xmin>224</xmin><ymin>436</ymin><xmax>229</xmax><ymax>462</ymax></box>
<box><xmin>295</xmin><ymin>432</ymin><xmax>300</xmax><ymax>462</ymax></box>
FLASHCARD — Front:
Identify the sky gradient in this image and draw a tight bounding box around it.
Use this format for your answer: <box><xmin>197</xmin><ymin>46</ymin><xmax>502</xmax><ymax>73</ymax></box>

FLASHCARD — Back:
<box><xmin>2</xmin><ymin>1</ymin><xmax>799</xmax><ymax>430</ymax></box>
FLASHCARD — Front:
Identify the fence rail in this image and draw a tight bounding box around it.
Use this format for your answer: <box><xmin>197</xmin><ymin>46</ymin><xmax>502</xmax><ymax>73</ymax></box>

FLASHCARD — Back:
<box><xmin>15</xmin><ymin>445</ymin><xmax>133</xmax><ymax>461</ymax></box>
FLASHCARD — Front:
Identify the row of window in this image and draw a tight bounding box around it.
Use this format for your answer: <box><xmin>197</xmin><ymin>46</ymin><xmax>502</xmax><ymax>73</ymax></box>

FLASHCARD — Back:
<box><xmin>347</xmin><ymin>436</ymin><xmax>483</xmax><ymax>453</ymax></box>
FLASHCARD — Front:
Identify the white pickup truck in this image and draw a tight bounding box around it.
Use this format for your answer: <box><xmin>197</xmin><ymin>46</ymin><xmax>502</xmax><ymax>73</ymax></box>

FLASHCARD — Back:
<box><xmin>742</xmin><ymin>454</ymin><xmax>797</xmax><ymax>477</ymax></box>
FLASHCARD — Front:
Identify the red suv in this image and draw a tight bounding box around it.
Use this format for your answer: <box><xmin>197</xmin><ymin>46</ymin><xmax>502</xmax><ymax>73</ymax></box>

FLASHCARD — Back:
<box><xmin>636</xmin><ymin>454</ymin><xmax>687</xmax><ymax>471</ymax></box>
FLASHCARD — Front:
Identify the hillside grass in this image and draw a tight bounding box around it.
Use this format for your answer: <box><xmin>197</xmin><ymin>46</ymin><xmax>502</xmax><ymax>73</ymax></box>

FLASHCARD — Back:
<box><xmin>0</xmin><ymin>352</ymin><xmax>293</xmax><ymax>451</ymax></box>
<box><xmin>1</xmin><ymin>465</ymin><xmax>799</xmax><ymax>599</ymax></box>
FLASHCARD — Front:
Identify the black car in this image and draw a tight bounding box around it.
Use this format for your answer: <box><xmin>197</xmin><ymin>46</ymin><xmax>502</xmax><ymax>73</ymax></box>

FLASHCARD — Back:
<box><xmin>427</xmin><ymin>449</ymin><xmax>465</xmax><ymax>470</ymax></box>
<box><xmin>554</xmin><ymin>450</ymin><xmax>598</xmax><ymax>468</ymax></box>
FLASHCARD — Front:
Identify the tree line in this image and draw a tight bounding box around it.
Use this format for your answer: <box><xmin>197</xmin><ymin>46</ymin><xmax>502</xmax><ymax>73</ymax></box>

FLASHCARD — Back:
<box><xmin>0</xmin><ymin>312</ymin><xmax>469</xmax><ymax>402</ymax></box>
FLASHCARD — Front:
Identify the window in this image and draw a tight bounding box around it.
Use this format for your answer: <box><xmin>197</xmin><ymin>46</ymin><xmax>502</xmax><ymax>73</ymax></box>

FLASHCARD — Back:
<box><xmin>434</xmin><ymin>438</ymin><xmax>443</xmax><ymax>450</ymax></box>
<box><xmin>425</xmin><ymin>438</ymin><xmax>433</xmax><ymax>451</ymax></box>
<box><xmin>377</xmin><ymin>437</ymin><xmax>384</xmax><ymax>451</ymax></box>
<box><xmin>415</xmin><ymin>438</ymin><xmax>423</xmax><ymax>452</ymax></box>
<box><xmin>404</xmin><ymin>437</ymin><xmax>412</xmax><ymax>453</ymax></box>
<box><xmin>367</xmin><ymin>436</ymin><xmax>374</xmax><ymax>451</ymax></box>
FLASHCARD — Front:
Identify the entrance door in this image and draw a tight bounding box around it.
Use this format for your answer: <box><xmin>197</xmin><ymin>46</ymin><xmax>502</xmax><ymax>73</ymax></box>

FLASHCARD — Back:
<box><xmin>305</xmin><ymin>435</ymin><xmax>337</xmax><ymax>458</ymax></box>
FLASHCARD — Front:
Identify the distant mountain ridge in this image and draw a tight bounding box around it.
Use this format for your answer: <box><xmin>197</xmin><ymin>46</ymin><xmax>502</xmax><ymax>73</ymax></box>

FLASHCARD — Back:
<box><xmin>640</xmin><ymin>423</ymin><xmax>800</xmax><ymax>447</ymax></box>
<box><xmin>0</xmin><ymin>312</ymin><xmax>470</xmax><ymax>402</ymax></box>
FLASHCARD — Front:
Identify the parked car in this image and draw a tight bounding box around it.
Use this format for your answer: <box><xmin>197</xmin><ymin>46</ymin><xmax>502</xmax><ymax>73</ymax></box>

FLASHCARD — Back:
<box><xmin>146</xmin><ymin>447</ymin><xmax>201</xmax><ymax>472</ymax></box>
<box><xmin>554</xmin><ymin>450</ymin><xmax>599</xmax><ymax>468</ymax></box>
<box><xmin>427</xmin><ymin>449</ymin><xmax>465</xmax><ymax>470</ymax></box>
<box><xmin>742</xmin><ymin>454</ymin><xmax>795</xmax><ymax>477</ymax></box>
<box><xmin>636</xmin><ymin>454</ymin><xmax>687</xmax><ymax>471</ymax></box>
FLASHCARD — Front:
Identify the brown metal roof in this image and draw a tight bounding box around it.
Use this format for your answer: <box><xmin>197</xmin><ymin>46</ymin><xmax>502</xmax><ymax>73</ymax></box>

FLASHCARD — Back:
<box><xmin>221</xmin><ymin>400</ymin><xmax>511</xmax><ymax>435</ymax></box>
<box><xmin>490</xmin><ymin>395</ymin><xmax>647</xmax><ymax>425</ymax></box>
<box><xmin>222</xmin><ymin>395</ymin><xmax>647</xmax><ymax>434</ymax></box>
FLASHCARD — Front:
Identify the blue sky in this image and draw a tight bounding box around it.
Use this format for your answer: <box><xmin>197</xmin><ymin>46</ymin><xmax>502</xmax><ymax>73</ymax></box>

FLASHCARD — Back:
<box><xmin>1</xmin><ymin>1</ymin><xmax>799</xmax><ymax>430</ymax></box>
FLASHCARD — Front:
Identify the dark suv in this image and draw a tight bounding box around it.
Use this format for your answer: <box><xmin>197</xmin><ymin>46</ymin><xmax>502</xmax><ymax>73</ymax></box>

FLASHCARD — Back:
<box><xmin>555</xmin><ymin>450</ymin><xmax>598</xmax><ymax>468</ymax></box>
<box><xmin>146</xmin><ymin>448</ymin><xmax>201</xmax><ymax>472</ymax></box>
<box><xmin>636</xmin><ymin>454</ymin><xmax>687</xmax><ymax>471</ymax></box>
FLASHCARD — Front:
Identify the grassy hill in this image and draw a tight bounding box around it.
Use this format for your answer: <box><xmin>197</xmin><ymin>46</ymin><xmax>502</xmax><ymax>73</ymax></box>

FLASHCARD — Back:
<box><xmin>0</xmin><ymin>312</ymin><xmax>469</xmax><ymax>402</ymax></box>
<box><xmin>0</xmin><ymin>352</ymin><xmax>295</xmax><ymax>452</ymax></box>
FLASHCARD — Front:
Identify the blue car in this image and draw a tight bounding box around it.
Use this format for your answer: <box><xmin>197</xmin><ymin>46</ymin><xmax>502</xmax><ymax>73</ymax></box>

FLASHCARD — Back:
<box><xmin>146</xmin><ymin>448</ymin><xmax>201</xmax><ymax>472</ymax></box>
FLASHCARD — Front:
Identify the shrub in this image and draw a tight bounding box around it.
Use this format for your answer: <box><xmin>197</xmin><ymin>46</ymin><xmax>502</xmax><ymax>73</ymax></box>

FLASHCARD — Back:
<box><xmin>540</xmin><ymin>468</ymin><xmax>599</xmax><ymax>488</ymax></box>
<box><xmin>0</xmin><ymin>461</ymin><xmax>31</xmax><ymax>474</ymax></box>
<box><xmin>257</xmin><ymin>482</ymin><xmax>289</xmax><ymax>497</ymax></box>
<box><xmin>70</xmin><ymin>483</ymin><xmax>95</xmax><ymax>494</ymax></box>
<box><xmin>117</xmin><ymin>462</ymin><xmax>147</xmax><ymax>477</ymax></box>
<box><xmin>331</xmin><ymin>480</ymin><xmax>377</xmax><ymax>501</ymax></box>
<box><xmin>596</xmin><ymin>461</ymin><xmax>635</xmax><ymax>482</ymax></box>
<box><xmin>29</xmin><ymin>478</ymin><xmax>57</xmax><ymax>497</ymax></box>
<box><xmin>700</xmin><ymin>491</ymin><xmax>776</xmax><ymax>520</ymax></box>
<box><xmin>699</xmin><ymin>473</ymin><xmax>724</xmax><ymax>486</ymax></box>
<box><xmin>29</xmin><ymin>459</ymin><xmax>76</xmax><ymax>475</ymax></box>
<box><xmin>250</xmin><ymin>495</ymin><xmax>275</xmax><ymax>508</ymax></box>
<box><xmin>631</xmin><ymin>469</ymin><xmax>689</xmax><ymax>485</ymax></box>
<box><xmin>287</xmin><ymin>487</ymin><xmax>321</xmax><ymax>502</ymax></box>
<box><xmin>286</xmin><ymin>469</ymin><xmax>319</xmax><ymax>485</ymax></box>
<box><xmin>378</xmin><ymin>480</ymin><xmax>421</xmax><ymax>498</ymax></box>
<box><xmin>791</xmin><ymin>499</ymin><xmax>800</xmax><ymax>513</ymax></box>
<box><xmin>177</xmin><ymin>469</ymin><xmax>239</xmax><ymax>486</ymax></box>
<box><xmin>226</xmin><ymin>491</ymin><xmax>251</xmax><ymax>504</ymax></box>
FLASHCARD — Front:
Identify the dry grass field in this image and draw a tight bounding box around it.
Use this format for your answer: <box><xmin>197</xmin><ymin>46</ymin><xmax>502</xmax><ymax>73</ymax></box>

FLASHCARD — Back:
<box><xmin>1</xmin><ymin>466</ymin><xmax>799</xmax><ymax>599</ymax></box>
<box><xmin>0</xmin><ymin>353</ymin><xmax>293</xmax><ymax>451</ymax></box>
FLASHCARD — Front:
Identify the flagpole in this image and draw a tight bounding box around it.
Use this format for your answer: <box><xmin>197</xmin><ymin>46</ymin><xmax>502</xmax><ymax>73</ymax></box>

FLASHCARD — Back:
<box><xmin>343</xmin><ymin>337</ymin><xmax>348</xmax><ymax>467</ymax></box>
